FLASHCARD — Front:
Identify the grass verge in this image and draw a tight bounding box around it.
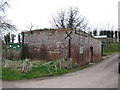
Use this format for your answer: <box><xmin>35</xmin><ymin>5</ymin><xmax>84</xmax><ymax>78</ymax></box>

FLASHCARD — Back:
<box><xmin>0</xmin><ymin>68</ymin><xmax>2</xmax><ymax>79</ymax></box>
<box><xmin>2</xmin><ymin>64</ymin><xmax>93</xmax><ymax>80</ymax></box>
<box><xmin>3</xmin><ymin>43</ymin><xmax>118</xmax><ymax>80</ymax></box>
<box><xmin>103</xmin><ymin>43</ymin><xmax>120</xmax><ymax>55</ymax></box>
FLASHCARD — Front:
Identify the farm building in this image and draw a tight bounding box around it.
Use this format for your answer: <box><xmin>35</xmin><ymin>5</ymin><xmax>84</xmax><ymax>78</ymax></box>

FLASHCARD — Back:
<box><xmin>23</xmin><ymin>28</ymin><xmax>102</xmax><ymax>66</ymax></box>
<box><xmin>94</xmin><ymin>35</ymin><xmax>110</xmax><ymax>44</ymax></box>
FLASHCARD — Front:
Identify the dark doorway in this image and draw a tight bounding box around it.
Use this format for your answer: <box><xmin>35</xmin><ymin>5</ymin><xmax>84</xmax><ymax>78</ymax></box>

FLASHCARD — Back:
<box><xmin>101</xmin><ymin>44</ymin><xmax>103</xmax><ymax>56</ymax></box>
<box><xmin>90</xmin><ymin>47</ymin><xmax>93</xmax><ymax>63</ymax></box>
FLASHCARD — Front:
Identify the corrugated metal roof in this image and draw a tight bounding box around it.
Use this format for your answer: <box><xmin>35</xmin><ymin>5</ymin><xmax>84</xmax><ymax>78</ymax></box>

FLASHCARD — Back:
<box><xmin>94</xmin><ymin>35</ymin><xmax>107</xmax><ymax>38</ymax></box>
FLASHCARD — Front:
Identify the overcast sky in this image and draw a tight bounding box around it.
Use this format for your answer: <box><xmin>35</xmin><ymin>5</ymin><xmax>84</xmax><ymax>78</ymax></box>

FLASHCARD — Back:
<box><xmin>6</xmin><ymin>0</ymin><xmax>119</xmax><ymax>32</ymax></box>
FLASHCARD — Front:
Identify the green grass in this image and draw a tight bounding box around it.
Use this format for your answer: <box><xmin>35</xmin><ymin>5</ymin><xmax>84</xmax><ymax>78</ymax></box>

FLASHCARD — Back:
<box><xmin>2</xmin><ymin>56</ymin><xmax>105</xmax><ymax>80</ymax></box>
<box><xmin>0</xmin><ymin>68</ymin><xmax>2</xmax><ymax>79</ymax></box>
<box><xmin>103</xmin><ymin>43</ymin><xmax>120</xmax><ymax>55</ymax></box>
<box><xmin>3</xmin><ymin>43</ymin><xmax>119</xmax><ymax>80</ymax></box>
<box><xmin>2</xmin><ymin>68</ymin><xmax>21</xmax><ymax>80</ymax></box>
<box><xmin>2</xmin><ymin>64</ymin><xmax>92</xmax><ymax>80</ymax></box>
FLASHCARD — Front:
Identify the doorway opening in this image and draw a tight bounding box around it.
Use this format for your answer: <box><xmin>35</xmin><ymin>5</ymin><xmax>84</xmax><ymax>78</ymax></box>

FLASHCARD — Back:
<box><xmin>90</xmin><ymin>47</ymin><xmax>93</xmax><ymax>63</ymax></box>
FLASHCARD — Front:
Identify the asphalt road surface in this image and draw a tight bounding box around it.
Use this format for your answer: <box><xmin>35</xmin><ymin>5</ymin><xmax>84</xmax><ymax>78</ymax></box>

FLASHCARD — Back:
<box><xmin>2</xmin><ymin>53</ymin><xmax>119</xmax><ymax>88</ymax></box>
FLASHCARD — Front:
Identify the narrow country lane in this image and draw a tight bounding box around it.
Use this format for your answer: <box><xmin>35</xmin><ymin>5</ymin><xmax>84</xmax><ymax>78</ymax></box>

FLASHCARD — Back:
<box><xmin>2</xmin><ymin>53</ymin><xmax>118</xmax><ymax>88</ymax></box>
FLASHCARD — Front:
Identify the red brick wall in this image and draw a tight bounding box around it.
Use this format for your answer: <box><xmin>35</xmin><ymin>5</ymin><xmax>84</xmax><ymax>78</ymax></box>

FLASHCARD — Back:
<box><xmin>24</xmin><ymin>29</ymin><xmax>102</xmax><ymax>65</ymax></box>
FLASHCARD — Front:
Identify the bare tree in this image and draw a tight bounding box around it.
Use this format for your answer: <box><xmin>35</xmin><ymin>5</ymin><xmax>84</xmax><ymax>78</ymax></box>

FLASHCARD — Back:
<box><xmin>93</xmin><ymin>30</ymin><xmax>97</xmax><ymax>36</ymax></box>
<box><xmin>50</xmin><ymin>7</ymin><xmax>88</xmax><ymax>29</ymax></box>
<box><xmin>4</xmin><ymin>32</ymin><xmax>10</xmax><ymax>44</ymax></box>
<box><xmin>115</xmin><ymin>31</ymin><xmax>118</xmax><ymax>39</ymax></box>
<box><xmin>11</xmin><ymin>34</ymin><xmax>16</xmax><ymax>43</ymax></box>
<box><xmin>118</xmin><ymin>28</ymin><xmax>120</xmax><ymax>42</ymax></box>
<box><xmin>18</xmin><ymin>33</ymin><xmax>21</xmax><ymax>43</ymax></box>
<box><xmin>27</xmin><ymin>23</ymin><xmax>34</xmax><ymax>31</ymax></box>
<box><xmin>0</xmin><ymin>0</ymin><xmax>16</xmax><ymax>39</ymax></box>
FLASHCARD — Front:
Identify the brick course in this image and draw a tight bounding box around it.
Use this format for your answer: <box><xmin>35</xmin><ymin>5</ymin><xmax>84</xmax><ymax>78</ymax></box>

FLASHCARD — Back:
<box><xmin>24</xmin><ymin>29</ymin><xmax>102</xmax><ymax>65</ymax></box>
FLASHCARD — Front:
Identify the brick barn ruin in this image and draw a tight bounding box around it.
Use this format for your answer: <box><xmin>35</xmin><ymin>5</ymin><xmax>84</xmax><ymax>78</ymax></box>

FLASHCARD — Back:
<box><xmin>23</xmin><ymin>29</ymin><xmax>102</xmax><ymax>65</ymax></box>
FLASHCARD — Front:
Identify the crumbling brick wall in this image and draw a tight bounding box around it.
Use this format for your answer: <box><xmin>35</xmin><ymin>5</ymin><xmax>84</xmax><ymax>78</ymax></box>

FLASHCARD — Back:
<box><xmin>24</xmin><ymin>29</ymin><xmax>102</xmax><ymax>65</ymax></box>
